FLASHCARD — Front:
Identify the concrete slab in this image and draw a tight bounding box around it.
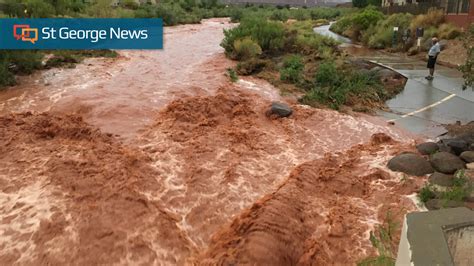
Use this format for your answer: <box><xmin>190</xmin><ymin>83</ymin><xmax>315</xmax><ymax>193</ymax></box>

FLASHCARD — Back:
<box><xmin>396</xmin><ymin>207</ymin><xmax>474</xmax><ymax>266</ymax></box>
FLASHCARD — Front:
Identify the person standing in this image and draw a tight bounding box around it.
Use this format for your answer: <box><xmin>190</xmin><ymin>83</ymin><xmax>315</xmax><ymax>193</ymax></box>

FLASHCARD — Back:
<box><xmin>425</xmin><ymin>37</ymin><xmax>440</xmax><ymax>80</ymax></box>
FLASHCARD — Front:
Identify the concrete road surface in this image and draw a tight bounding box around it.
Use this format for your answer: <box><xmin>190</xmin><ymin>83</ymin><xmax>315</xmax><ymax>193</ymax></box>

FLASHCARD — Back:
<box><xmin>360</xmin><ymin>54</ymin><xmax>473</xmax><ymax>138</ymax></box>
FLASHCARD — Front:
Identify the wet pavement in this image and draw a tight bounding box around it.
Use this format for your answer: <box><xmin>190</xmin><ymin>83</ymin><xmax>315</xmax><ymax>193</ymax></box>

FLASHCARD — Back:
<box><xmin>363</xmin><ymin>54</ymin><xmax>474</xmax><ymax>137</ymax></box>
<box><xmin>314</xmin><ymin>24</ymin><xmax>474</xmax><ymax>138</ymax></box>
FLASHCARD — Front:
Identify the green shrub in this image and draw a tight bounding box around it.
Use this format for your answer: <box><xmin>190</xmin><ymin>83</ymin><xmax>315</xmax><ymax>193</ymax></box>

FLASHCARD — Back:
<box><xmin>315</xmin><ymin>61</ymin><xmax>341</xmax><ymax>86</ymax></box>
<box><xmin>330</xmin><ymin>15</ymin><xmax>353</xmax><ymax>34</ymax></box>
<box><xmin>227</xmin><ymin>68</ymin><xmax>238</xmax><ymax>82</ymax></box>
<box><xmin>7</xmin><ymin>51</ymin><xmax>43</xmax><ymax>74</ymax></box>
<box><xmin>287</xmin><ymin>20</ymin><xmax>338</xmax><ymax>55</ymax></box>
<box><xmin>229</xmin><ymin>7</ymin><xmax>244</xmax><ymax>22</ymax></box>
<box><xmin>120</xmin><ymin>0</ymin><xmax>139</xmax><ymax>10</ymax></box>
<box><xmin>292</xmin><ymin>8</ymin><xmax>311</xmax><ymax>21</ymax></box>
<box><xmin>301</xmin><ymin>61</ymin><xmax>385</xmax><ymax>110</ymax></box>
<box><xmin>221</xmin><ymin>17</ymin><xmax>285</xmax><ymax>56</ymax></box>
<box><xmin>358</xmin><ymin>211</ymin><xmax>397</xmax><ymax>266</ymax></box>
<box><xmin>0</xmin><ymin>50</ymin><xmax>43</xmax><ymax>88</ymax></box>
<box><xmin>363</xmin><ymin>13</ymin><xmax>413</xmax><ymax>49</ymax></box>
<box><xmin>233</xmin><ymin>38</ymin><xmax>262</xmax><ymax>60</ymax></box>
<box><xmin>0</xmin><ymin>61</ymin><xmax>16</xmax><ymax>88</ymax></box>
<box><xmin>280</xmin><ymin>55</ymin><xmax>304</xmax><ymax>83</ymax></box>
<box><xmin>418</xmin><ymin>184</ymin><xmax>436</xmax><ymax>203</ymax></box>
<box><xmin>270</xmin><ymin>9</ymin><xmax>289</xmax><ymax>21</ymax></box>
<box><xmin>310</xmin><ymin>8</ymin><xmax>342</xmax><ymax>20</ymax></box>
<box><xmin>85</xmin><ymin>0</ymin><xmax>116</xmax><ymax>18</ymax></box>
<box><xmin>352</xmin><ymin>7</ymin><xmax>384</xmax><ymax>32</ymax></box>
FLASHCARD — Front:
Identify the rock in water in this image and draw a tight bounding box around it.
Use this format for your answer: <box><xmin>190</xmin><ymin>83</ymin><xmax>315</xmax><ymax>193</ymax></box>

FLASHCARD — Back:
<box><xmin>460</xmin><ymin>151</ymin><xmax>474</xmax><ymax>163</ymax></box>
<box><xmin>416</xmin><ymin>142</ymin><xmax>439</xmax><ymax>155</ymax></box>
<box><xmin>430</xmin><ymin>152</ymin><xmax>466</xmax><ymax>174</ymax></box>
<box><xmin>387</xmin><ymin>153</ymin><xmax>434</xmax><ymax>176</ymax></box>
<box><xmin>270</xmin><ymin>102</ymin><xmax>292</xmax><ymax>118</ymax></box>
<box><xmin>428</xmin><ymin>172</ymin><xmax>454</xmax><ymax>187</ymax></box>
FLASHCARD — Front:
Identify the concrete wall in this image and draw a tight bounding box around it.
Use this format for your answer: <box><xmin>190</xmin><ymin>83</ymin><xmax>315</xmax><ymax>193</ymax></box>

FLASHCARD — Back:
<box><xmin>444</xmin><ymin>0</ymin><xmax>473</xmax><ymax>29</ymax></box>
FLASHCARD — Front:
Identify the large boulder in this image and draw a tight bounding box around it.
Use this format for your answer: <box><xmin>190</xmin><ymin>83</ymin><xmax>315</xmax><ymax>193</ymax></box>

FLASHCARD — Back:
<box><xmin>387</xmin><ymin>153</ymin><xmax>434</xmax><ymax>176</ymax></box>
<box><xmin>428</xmin><ymin>172</ymin><xmax>454</xmax><ymax>187</ymax></box>
<box><xmin>270</xmin><ymin>102</ymin><xmax>292</xmax><ymax>118</ymax></box>
<box><xmin>430</xmin><ymin>152</ymin><xmax>466</xmax><ymax>174</ymax></box>
<box><xmin>416</xmin><ymin>142</ymin><xmax>439</xmax><ymax>155</ymax></box>
<box><xmin>460</xmin><ymin>151</ymin><xmax>474</xmax><ymax>163</ymax></box>
<box><xmin>446</xmin><ymin>139</ymin><xmax>469</xmax><ymax>156</ymax></box>
<box><xmin>425</xmin><ymin>199</ymin><xmax>464</xmax><ymax>210</ymax></box>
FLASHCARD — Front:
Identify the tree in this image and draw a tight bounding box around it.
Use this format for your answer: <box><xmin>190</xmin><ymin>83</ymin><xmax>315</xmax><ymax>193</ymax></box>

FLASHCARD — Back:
<box><xmin>352</xmin><ymin>0</ymin><xmax>382</xmax><ymax>8</ymax></box>
<box><xmin>460</xmin><ymin>25</ymin><xmax>473</xmax><ymax>90</ymax></box>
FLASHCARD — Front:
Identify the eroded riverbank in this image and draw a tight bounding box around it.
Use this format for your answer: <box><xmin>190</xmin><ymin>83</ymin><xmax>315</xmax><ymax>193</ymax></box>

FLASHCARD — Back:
<box><xmin>1</xmin><ymin>18</ymin><xmax>422</xmax><ymax>264</ymax></box>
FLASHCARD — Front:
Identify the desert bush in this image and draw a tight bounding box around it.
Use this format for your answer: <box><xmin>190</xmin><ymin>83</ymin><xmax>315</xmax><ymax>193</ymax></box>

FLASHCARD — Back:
<box><xmin>85</xmin><ymin>0</ymin><xmax>116</xmax><ymax>18</ymax></box>
<box><xmin>301</xmin><ymin>61</ymin><xmax>384</xmax><ymax>109</ymax></box>
<box><xmin>410</xmin><ymin>8</ymin><xmax>445</xmax><ymax>31</ymax></box>
<box><xmin>330</xmin><ymin>15</ymin><xmax>353</xmax><ymax>34</ymax></box>
<box><xmin>7</xmin><ymin>50</ymin><xmax>43</xmax><ymax>74</ymax></box>
<box><xmin>270</xmin><ymin>9</ymin><xmax>290</xmax><ymax>21</ymax></box>
<box><xmin>0</xmin><ymin>50</ymin><xmax>43</xmax><ymax>88</ymax></box>
<box><xmin>221</xmin><ymin>17</ymin><xmax>285</xmax><ymax>56</ymax></box>
<box><xmin>352</xmin><ymin>7</ymin><xmax>384</xmax><ymax>32</ymax></box>
<box><xmin>120</xmin><ymin>0</ymin><xmax>139</xmax><ymax>10</ymax></box>
<box><xmin>291</xmin><ymin>8</ymin><xmax>311</xmax><ymax>21</ymax></box>
<box><xmin>229</xmin><ymin>7</ymin><xmax>244</xmax><ymax>22</ymax></box>
<box><xmin>363</xmin><ymin>13</ymin><xmax>413</xmax><ymax>49</ymax></box>
<box><xmin>0</xmin><ymin>60</ymin><xmax>16</xmax><ymax>88</ymax></box>
<box><xmin>280</xmin><ymin>55</ymin><xmax>304</xmax><ymax>83</ymax></box>
<box><xmin>287</xmin><ymin>20</ymin><xmax>338</xmax><ymax>55</ymax></box>
<box><xmin>438</xmin><ymin>23</ymin><xmax>462</xmax><ymax>40</ymax></box>
<box><xmin>134</xmin><ymin>5</ymin><xmax>156</xmax><ymax>18</ymax></box>
<box><xmin>115</xmin><ymin>8</ymin><xmax>135</xmax><ymax>18</ymax></box>
<box><xmin>310</xmin><ymin>8</ymin><xmax>341</xmax><ymax>20</ymax></box>
<box><xmin>3</xmin><ymin>0</ymin><xmax>86</xmax><ymax>17</ymax></box>
<box><xmin>233</xmin><ymin>38</ymin><xmax>262</xmax><ymax>60</ymax></box>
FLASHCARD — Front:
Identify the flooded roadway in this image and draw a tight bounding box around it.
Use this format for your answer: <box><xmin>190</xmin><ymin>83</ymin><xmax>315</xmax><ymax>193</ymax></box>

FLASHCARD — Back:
<box><xmin>312</xmin><ymin>24</ymin><xmax>474</xmax><ymax>137</ymax></box>
<box><xmin>0</xmin><ymin>18</ymin><xmax>423</xmax><ymax>265</ymax></box>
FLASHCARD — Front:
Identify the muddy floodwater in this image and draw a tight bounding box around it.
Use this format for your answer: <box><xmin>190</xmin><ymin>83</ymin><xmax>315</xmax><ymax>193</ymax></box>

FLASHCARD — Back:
<box><xmin>0</xmin><ymin>18</ymin><xmax>423</xmax><ymax>265</ymax></box>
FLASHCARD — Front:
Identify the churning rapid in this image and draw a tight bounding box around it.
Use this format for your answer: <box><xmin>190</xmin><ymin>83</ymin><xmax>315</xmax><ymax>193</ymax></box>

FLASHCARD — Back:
<box><xmin>0</xmin><ymin>18</ymin><xmax>422</xmax><ymax>265</ymax></box>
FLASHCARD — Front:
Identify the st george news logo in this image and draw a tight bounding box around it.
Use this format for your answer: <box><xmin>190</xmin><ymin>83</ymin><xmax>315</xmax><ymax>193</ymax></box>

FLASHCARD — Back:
<box><xmin>13</xmin><ymin>24</ymin><xmax>39</xmax><ymax>44</ymax></box>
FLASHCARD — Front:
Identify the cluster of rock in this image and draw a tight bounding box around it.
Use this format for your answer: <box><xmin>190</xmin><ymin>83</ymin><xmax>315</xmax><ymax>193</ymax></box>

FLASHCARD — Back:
<box><xmin>388</xmin><ymin>135</ymin><xmax>474</xmax><ymax>210</ymax></box>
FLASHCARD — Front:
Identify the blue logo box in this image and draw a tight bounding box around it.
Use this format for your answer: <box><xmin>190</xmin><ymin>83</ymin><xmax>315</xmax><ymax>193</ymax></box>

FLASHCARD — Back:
<box><xmin>0</xmin><ymin>18</ymin><xmax>163</xmax><ymax>50</ymax></box>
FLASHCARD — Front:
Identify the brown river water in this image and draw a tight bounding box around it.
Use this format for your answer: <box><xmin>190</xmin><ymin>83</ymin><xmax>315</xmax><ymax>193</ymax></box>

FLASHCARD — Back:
<box><xmin>0</xmin><ymin>18</ymin><xmax>424</xmax><ymax>265</ymax></box>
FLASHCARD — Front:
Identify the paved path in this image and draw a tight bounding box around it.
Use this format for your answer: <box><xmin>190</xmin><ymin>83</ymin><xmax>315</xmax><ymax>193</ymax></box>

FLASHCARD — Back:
<box><xmin>359</xmin><ymin>53</ymin><xmax>474</xmax><ymax>137</ymax></box>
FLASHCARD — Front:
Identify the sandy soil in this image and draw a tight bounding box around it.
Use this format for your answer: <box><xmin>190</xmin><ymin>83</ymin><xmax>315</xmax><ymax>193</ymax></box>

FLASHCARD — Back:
<box><xmin>437</xmin><ymin>39</ymin><xmax>468</xmax><ymax>67</ymax></box>
<box><xmin>0</xmin><ymin>18</ymin><xmax>423</xmax><ymax>265</ymax></box>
